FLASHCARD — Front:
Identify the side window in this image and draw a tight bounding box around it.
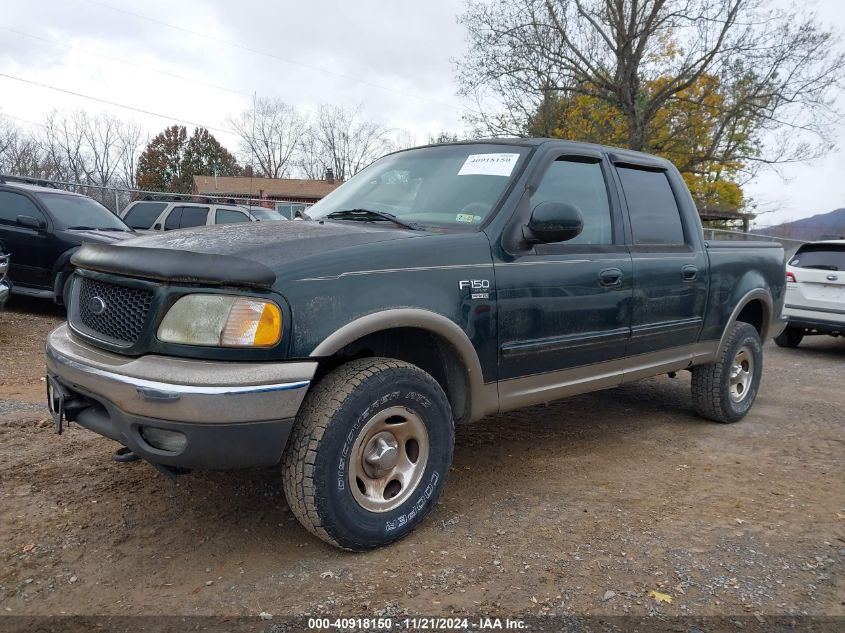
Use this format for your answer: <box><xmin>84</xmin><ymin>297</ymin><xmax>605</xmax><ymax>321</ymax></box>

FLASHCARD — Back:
<box><xmin>0</xmin><ymin>191</ymin><xmax>45</xmax><ymax>226</ymax></box>
<box><xmin>123</xmin><ymin>202</ymin><xmax>166</xmax><ymax>229</ymax></box>
<box><xmin>215</xmin><ymin>209</ymin><xmax>250</xmax><ymax>224</ymax></box>
<box><xmin>179</xmin><ymin>206</ymin><xmax>209</xmax><ymax>228</ymax></box>
<box><xmin>163</xmin><ymin>207</ymin><xmax>182</xmax><ymax>230</ymax></box>
<box><xmin>530</xmin><ymin>158</ymin><xmax>613</xmax><ymax>245</ymax></box>
<box><xmin>617</xmin><ymin>167</ymin><xmax>685</xmax><ymax>246</ymax></box>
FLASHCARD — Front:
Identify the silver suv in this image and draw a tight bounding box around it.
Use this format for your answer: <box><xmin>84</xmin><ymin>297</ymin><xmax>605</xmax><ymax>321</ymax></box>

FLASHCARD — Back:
<box><xmin>120</xmin><ymin>201</ymin><xmax>282</xmax><ymax>231</ymax></box>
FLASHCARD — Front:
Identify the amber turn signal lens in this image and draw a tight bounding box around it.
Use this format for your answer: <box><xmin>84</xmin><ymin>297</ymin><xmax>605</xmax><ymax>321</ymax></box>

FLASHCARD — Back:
<box><xmin>221</xmin><ymin>298</ymin><xmax>282</xmax><ymax>347</ymax></box>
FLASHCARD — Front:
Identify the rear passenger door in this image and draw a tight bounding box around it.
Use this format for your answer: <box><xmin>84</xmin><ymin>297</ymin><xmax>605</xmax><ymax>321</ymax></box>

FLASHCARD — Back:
<box><xmin>613</xmin><ymin>161</ymin><xmax>708</xmax><ymax>360</ymax></box>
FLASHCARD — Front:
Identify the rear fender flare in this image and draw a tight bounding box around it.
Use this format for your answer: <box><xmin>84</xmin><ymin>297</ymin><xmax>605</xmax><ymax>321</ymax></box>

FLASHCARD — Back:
<box><xmin>717</xmin><ymin>288</ymin><xmax>773</xmax><ymax>357</ymax></box>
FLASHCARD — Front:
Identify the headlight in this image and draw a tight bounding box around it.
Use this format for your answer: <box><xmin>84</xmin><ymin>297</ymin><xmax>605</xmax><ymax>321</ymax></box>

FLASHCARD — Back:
<box><xmin>157</xmin><ymin>294</ymin><xmax>282</xmax><ymax>347</ymax></box>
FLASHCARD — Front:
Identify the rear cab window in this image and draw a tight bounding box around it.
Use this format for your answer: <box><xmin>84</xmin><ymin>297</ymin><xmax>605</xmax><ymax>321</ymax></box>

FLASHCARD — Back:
<box><xmin>616</xmin><ymin>167</ymin><xmax>686</xmax><ymax>246</ymax></box>
<box><xmin>123</xmin><ymin>202</ymin><xmax>167</xmax><ymax>229</ymax></box>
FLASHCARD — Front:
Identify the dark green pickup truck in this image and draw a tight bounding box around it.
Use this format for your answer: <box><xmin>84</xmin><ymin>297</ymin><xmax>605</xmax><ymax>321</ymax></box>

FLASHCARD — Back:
<box><xmin>46</xmin><ymin>139</ymin><xmax>785</xmax><ymax>550</ymax></box>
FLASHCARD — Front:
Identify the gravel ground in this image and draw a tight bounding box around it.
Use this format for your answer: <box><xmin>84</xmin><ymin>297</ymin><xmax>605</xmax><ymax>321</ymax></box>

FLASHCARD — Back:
<box><xmin>0</xmin><ymin>296</ymin><xmax>842</xmax><ymax>626</ymax></box>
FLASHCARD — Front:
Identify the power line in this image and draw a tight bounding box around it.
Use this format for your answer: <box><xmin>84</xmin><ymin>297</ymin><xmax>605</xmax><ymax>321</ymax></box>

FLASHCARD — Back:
<box><xmin>0</xmin><ymin>71</ymin><xmax>235</xmax><ymax>137</ymax></box>
<box><xmin>81</xmin><ymin>0</ymin><xmax>455</xmax><ymax>108</ymax></box>
<box><xmin>0</xmin><ymin>112</ymin><xmax>50</xmax><ymax>130</ymax></box>
<box><xmin>0</xmin><ymin>26</ymin><xmax>250</xmax><ymax>98</ymax></box>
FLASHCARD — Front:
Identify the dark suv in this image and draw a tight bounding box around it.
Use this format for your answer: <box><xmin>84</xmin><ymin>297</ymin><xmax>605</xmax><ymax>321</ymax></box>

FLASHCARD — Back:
<box><xmin>0</xmin><ymin>240</ymin><xmax>10</xmax><ymax>311</ymax></box>
<box><xmin>0</xmin><ymin>176</ymin><xmax>135</xmax><ymax>304</ymax></box>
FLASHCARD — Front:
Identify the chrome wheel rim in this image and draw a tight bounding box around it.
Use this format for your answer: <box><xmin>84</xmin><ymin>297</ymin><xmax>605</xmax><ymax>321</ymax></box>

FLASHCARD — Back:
<box><xmin>348</xmin><ymin>406</ymin><xmax>430</xmax><ymax>513</ymax></box>
<box><xmin>729</xmin><ymin>346</ymin><xmax>754</xmax><ymax>403</ymax></box>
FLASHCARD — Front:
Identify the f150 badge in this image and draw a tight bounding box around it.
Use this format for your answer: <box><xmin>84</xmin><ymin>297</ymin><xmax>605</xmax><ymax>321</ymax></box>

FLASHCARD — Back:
<box><xmin>459</xmin><ymin>279</ymin><xmax>491</xmax><ymax>299</ymax></box>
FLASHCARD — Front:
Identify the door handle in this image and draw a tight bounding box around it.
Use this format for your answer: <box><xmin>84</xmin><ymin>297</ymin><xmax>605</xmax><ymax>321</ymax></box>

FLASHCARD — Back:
<box><xmin>598</xmin><ymin>268</ymin><xmax>623</xmax><ymax>288</ymax></box>
<box><xmin>681</xmin><ymin>264</ymin><xmax>698</xmax><ymax>281</ymax></box>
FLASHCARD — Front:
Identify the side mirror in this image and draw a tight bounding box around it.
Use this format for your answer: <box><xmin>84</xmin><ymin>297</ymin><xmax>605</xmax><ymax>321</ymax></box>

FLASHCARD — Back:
<box><xmin>17</xmin><ymin>215</ymin><xmax>46</xmax><ymax>230</ymax></box>
<box><xmin>525</xmin><ymin>202</ymin><xmax>583</xmax><ymax>244</ymax></box>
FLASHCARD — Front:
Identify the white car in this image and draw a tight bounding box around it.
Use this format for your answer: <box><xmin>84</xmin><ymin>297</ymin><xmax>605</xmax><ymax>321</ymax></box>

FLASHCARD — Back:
<box><xmin>776</xmin><ymin>240</ymin><xmax>845</xmax><ymax>347</ymax></box>
<box><xmin>120</xmin><ymin>200</ymin><xmax>284</xmax><ymax>232</ymax></box>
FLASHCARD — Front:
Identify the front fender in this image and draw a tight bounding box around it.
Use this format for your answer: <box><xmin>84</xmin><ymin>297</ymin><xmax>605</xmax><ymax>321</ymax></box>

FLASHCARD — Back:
<box><xmin>310</xmin><ymin>308</ymin><xmax>496</xmax><ymax>422</ymax></box>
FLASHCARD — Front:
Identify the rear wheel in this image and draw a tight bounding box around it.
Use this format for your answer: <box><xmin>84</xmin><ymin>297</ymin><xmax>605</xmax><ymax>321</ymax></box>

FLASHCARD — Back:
<box><xmin>691</xmin><ymin>322</ymin><xmax>763</xmax><ymax>423</ymax></box>
<box><xmin>774</xmin><ymin>326</ymin><xmax>803</xmax><ymax>348</ymax></box>
<box><xmin>281</xmin><ymin>358</ymin><xmax>454</xmax><ymax>550</ymax></box>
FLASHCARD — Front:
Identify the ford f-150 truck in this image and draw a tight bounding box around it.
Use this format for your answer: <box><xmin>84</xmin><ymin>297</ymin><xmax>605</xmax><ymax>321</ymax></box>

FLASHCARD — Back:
<box><xmin>45</xmin><ymin>139</ymin><xmax>786</xmax><ymax>550</ymax></box>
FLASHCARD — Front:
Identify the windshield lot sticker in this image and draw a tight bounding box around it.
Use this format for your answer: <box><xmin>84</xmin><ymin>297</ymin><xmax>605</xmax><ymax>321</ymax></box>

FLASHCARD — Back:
<box><xmin>458</xmin><ymin>153</ymin><xmax>520</xmax><ymax>177</ymax></box>
<box><xmin>455</xmin><ymin>213</ymin><xmax>476</xmax><ymax>223</ymax></box>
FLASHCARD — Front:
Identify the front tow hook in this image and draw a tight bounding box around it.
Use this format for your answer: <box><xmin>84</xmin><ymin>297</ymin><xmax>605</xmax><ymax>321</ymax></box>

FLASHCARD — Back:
<box><xmin>112</xmin><ymin>446</ymin><xmax>140</xmax><ymax>463</ymax></box>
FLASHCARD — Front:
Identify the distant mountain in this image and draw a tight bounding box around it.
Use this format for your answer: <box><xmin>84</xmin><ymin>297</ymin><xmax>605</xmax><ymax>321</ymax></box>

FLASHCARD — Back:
<box><xmin>760</xmin><ymin>207</ymin><xmax>845</xmax><ymax>241</ymax></box>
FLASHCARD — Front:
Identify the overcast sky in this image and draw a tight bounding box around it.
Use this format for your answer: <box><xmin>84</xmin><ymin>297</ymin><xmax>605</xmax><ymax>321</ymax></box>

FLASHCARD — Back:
<box><xmin>1</xmin><ymin>0</ymin><xmax>843</xmax><ymax>226</ymax></box>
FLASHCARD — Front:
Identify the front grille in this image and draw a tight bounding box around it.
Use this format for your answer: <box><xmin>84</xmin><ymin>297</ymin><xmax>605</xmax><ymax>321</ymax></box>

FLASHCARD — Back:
<box><xmin>77</xmin><ymin>277</ymin><xmax>154</xmax><ymax>344</ymax></box>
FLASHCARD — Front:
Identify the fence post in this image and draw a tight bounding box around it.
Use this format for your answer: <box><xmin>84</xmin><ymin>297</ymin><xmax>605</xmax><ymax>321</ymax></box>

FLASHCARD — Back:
<box><xmin>114</xmin><ymin>190</ymin><xmax>120</xmax><ymax>215</ymax></box>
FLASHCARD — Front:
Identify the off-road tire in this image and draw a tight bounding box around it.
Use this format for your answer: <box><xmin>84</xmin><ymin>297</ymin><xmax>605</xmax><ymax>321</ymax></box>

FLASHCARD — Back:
<box><xmin>691</xmin><ymin>322</ymin><xmax>763</xmax><ymax>423</ymax></box>
<box><xmin>281</xmin><ymin>358</ymin><xmax>454</xmax><ymax>551</ymax></box>
<box><xmin>774</xmin><ymin>326</ymin><xmax>803</xmax><ymax>348</ymax></box>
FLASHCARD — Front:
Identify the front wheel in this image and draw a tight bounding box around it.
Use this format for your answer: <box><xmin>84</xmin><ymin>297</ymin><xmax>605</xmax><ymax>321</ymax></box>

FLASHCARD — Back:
<box><xmin>774</xmin><ymin>326</ymin><xmax>803</xmax><ymax>348</ymax></box>
<box><xmin>691</xmin><ymin>322</ymin><xmax>763</xmax><ymax>423</ymax></box>
<box><xmin>282</xmin><ymin>358</ymin><xmax>454</xmax><ymax>550</ymax></box>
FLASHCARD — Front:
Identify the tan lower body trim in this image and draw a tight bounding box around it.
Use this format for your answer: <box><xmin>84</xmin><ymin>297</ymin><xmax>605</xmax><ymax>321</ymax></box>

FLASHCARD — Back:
<box><xmin>496</xmin><ymin>342</ymin><xmax>719</xmax><ymax>414</ymax></box>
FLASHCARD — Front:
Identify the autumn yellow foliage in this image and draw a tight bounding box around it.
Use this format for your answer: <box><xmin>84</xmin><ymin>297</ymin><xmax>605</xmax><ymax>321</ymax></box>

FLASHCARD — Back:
<box><xmin>529</xmin><ymin>75</ymin><xmax>748</xmax><ymax>213</ymax></box>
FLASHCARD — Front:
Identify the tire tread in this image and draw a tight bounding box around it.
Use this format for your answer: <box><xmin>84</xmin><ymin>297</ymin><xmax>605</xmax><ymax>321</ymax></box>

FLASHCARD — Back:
<box><xmin>282</xmin><ymin>358</ymin><xmax>446</xmax><ymax>549</ymax></box>
<box><xmin>691</xmin><ymin>322</ymin><xmax>760</xmax><ymax>424</ymax></box>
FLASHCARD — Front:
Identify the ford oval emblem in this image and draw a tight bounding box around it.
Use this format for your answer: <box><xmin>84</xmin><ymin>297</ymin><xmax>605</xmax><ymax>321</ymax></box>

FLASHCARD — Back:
<box><xmin>827</xmin><ymin>274</ymin><xmax>839</xmax><ymax>281</ymax></box>
<box><xmin>88</xmin><ymin>296</ymin><xmax>107</xmax><ymax>315</ymax></box>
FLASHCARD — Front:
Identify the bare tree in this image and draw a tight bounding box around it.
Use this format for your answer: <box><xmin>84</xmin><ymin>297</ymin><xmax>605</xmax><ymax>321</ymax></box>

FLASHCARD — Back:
<box><xmin>0</xmin><ymin>118</ymin><xmax>44</xmax><ymax>176</ymax></box>
<box><xmin>228</xmin><ymin>98</ymin><xmax>308</xmax><ymax>179</ymax></box>
<box><xmin>457</xmin><ymin>0</ymin><xmax>844</xmax><ymax>170</ymax></box>
<box><xmin>115</xmin><ymin>121</ymin><xmax>145</xmax><ymax>190</ymax></box>
<box><xmin>300</xmin><ymin>104</ymin><xmax>394</xmax><ymax>181</ymax></box>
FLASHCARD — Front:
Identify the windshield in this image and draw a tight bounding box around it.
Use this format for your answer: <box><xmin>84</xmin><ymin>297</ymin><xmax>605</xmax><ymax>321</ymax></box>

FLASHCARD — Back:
<box><xmin>250</xmin><ymin>207</ymin><xmax>286</xmax><ymax>221</ymax></box>
<box><xmin>306</xmin><ymin>144</ymin><xmax>531</xmax><ymax>229</ymax></box>
<box><xmin>37</xmin><ymin>193</ymin><xmax>131</xmax><ymax>231</ymax></box>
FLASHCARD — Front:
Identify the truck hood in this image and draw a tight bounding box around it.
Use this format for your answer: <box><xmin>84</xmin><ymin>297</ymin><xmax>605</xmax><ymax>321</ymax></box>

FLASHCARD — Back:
<box><xmin>71</xmin><ymin>220</ymin><xmax>423</xmax><ymax>289</ymax></box>
<box><xmin>123</xmin><ymin>220</ymin><xmax>418</xmax><ymax>265</ymax></box>
<box><xmin>62</xmin><ymin>228</ymin><xmax>138</xmax><ymax>243</ymax></box>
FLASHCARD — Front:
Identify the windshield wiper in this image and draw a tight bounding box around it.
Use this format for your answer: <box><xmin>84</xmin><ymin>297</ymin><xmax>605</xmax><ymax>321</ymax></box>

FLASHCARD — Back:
<box><xmin>66</xmin><ymin>226</ymin><xmax>128</xmax><ymax>232</ymax></box>
<box><xmin>324</xmin><ymin>209</ymin><xmax>423</xmax><ymax>231</ymax></box>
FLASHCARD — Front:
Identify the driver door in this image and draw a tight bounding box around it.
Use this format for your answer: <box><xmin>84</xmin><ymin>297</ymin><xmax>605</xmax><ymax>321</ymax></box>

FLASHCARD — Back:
<box><xmin>0</xmin><ymin>189</ymin><xmax>52</xmax><ymax>288</ymax></box>
<box><xmin>494</xmin><ymin>153</ymin><xmax>633</xmax><ymax>410</ymax></box>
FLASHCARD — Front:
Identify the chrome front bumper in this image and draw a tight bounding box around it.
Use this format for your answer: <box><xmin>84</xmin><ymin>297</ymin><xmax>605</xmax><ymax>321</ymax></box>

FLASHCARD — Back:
<box><xmin>46</xmin><ymin>323</ymin><xmax>316</xmax><ymax>424</ymax></box>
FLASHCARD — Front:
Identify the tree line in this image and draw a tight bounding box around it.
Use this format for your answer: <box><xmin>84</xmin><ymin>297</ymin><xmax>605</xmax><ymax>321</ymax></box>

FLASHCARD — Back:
<box><xmin>0</xmin><ymin>102</ymin><xmax>439</xmax><ymax>210</ymax></box>
<box><xmin>3</xmin><ymin>0</ymin><xmax>841</xmax><ymax>218</ymax></box>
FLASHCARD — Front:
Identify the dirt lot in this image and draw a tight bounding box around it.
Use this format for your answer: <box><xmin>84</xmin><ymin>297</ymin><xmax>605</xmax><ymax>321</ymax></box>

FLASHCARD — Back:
<box><xmin>1</xmin><ymin>296</ymin><xmax>843</xmax><ymax>624</ymax></box>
